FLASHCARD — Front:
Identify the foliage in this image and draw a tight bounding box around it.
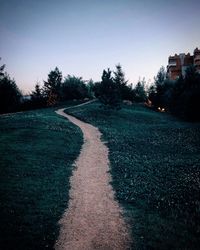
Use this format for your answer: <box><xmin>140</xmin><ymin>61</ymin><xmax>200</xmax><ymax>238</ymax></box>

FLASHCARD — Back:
<box><xmin>43</xmin><ymin>68</ymin><xmax>92</xmax><ymax>104</ymax></box>
<box><xmin>92</xmin><ymin>81</ymin><xmax>102</xmax><ymax>98</ymax></box>
<box><xmin>66</xmin><ymin>101</ymin><xmax>200</xmax><ymax>250</ymax></box>
<box><xmin>61</xmin><ymin>75</ymin><xmax>89</xmax><ymax>100</ymax></box>
<box><xmin>133</xmin><ymin>78</ymin><xmax>147</xmax><ymax>102</ymax></box>
<box><xmin>0</xmin><ymin>59</ymin><xmax>5</xmax><ymax>77</ymax></box>
<box><xmin>31</xmin><ymin>82</ymin><xmax>43</xmax><ymax>99</ymax></box>
<box><xmin>30</xmin><ymin>82</ymin><xmax>46</xmax><ymax>108</ymax></box>
<box><xmin>98</xmin><ymin>68</ymin><xmax>121</xmax><ymax>109</ymax></box>
<box><xmin>0</xmin><ymin>62</ymin><xmax>22</xmax><ymax>113</ymax></box>
<box><xmin>148</xmin><ymin>84</ymin><xmax>156</xmax><ymax>104</ymax></box>
<box><xmin>155</xmin><ymin>66</ymin><xmax>166</xmax><ymax>86</ymax></box>
<box><xmin>172</xmin><ymin>66</ymin><xmax>200</xmax><ymax>121</ymax></box>
<box><xmin>149</xmin><ymin>65</ymin><xmax>200</xmax><ymax>121</ymax></box>
<box><xmin>97</xmin><ymin>65</ymin><xmax>135</xmax><ymax>106</ymax></box>
<box><xmin>44</xmin><ymin>67</ymin><xmax>62</xmax><ymax>106</ymax></box>
<box><xmin>150</xmin><ymin>66</ymin><xmax>167</xmax><ymax>107</ymax></box>
<box><xmin>87</xmin><ymin>79</ymin><xmax>95</xmax><ymax>98</ymax></box>
<box><xmin>0</xmin><ymin>105</ymin><xmax>83</xmax><ymax>250</ymax></box>
<box><xmin>113</xmin><ymin>64</ymin><xmax>130</xmax><ymax>100</ymax></box>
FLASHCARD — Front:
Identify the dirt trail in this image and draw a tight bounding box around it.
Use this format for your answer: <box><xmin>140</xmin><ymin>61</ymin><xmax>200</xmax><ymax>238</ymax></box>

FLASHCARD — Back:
<box><xmin>55</xmin><ymin>105</ymin><xmax>131</xmax><ymax>250</ymax></box>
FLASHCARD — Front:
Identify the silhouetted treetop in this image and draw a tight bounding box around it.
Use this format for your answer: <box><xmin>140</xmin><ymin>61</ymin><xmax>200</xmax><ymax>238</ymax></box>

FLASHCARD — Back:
<box><xmin>98</xmin><ymin>68</ymin><xmax>121</xmax><ymax>109</ymax></box>
<box><xmin>44</xmin><ymin>67</ymin><xmax>62</xmax><ymax>94</ymax></box>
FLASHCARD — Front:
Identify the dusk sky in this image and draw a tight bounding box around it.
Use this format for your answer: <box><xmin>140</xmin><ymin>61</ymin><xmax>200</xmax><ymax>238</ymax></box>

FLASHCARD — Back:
<box><xmin>0</xmin><ymin>0</ymin><xmax>200</xmax><ymax>93</ymax></box>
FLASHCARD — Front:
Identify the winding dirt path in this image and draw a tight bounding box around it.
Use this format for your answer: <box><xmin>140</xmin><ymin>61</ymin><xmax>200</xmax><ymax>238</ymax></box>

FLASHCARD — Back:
<box><xmin>55</xmin><ymin>104</ymin><xmax>131</xmax><ymax>250</ymax></box>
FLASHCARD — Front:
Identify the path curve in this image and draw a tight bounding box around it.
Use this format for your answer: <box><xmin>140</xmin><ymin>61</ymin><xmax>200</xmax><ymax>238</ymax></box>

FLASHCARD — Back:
<box><xmin>55</xmin><ymin>103</ymin><xmax>131</xmax><ymax>250</ymax></box>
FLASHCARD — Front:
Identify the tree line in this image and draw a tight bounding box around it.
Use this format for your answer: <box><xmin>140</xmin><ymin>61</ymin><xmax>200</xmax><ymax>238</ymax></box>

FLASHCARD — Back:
<box><xmin>0</xmin><ymin>61</ymin><xmax>147</xmax><ymax>112</ymax></box>
<box><xmin>148</xmin><ymin>65</ymin><xmax>200</xmax><ymax>121</ymax></box>
<box><xmin>93</xmin><ymin>65</ymin><xmax>147</xmax><ymax>109</ymax></box>
<box><xmin>0</xmin><ymin>58</ymin><xmax>200</xmax><ymax>121</ymax></box>
<box><xmin>0</xmin><ymin>62</ymin><xmax>22</xmax><ymax>113</ymax></box>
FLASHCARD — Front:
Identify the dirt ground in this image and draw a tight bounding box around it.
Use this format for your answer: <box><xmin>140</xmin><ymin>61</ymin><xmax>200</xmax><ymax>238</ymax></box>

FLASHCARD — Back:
<box><xmin>55</xmin><ymin>107</ymin><xmax>131</xmax><ymax>250</ymax></box>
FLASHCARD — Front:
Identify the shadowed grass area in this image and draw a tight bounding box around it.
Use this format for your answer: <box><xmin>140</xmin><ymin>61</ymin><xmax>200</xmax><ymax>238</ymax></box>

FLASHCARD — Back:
<box><xmin>0</xmin><ymin>106</ymin><xmax>83</xmax><ymax>250</ymax></box>
<box><xmin>66</xmin><ymin>102</ymin><xmax>200</xmax><ymax>250</ymax></box>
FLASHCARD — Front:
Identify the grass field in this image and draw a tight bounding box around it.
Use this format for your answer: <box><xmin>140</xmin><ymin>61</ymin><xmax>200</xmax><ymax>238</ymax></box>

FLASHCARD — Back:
<box><xmin>66</xmin><ymin>102</ymin><xmax>200</xmax><ymax>250</ymax></box>
<box><xmin>0</xmin><ymin>105</ymin><xmax>83</xmax><ymax>250</ymax></box>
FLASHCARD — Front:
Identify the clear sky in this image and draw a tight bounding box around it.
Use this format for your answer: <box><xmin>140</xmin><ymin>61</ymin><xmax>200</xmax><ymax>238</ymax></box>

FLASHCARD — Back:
<box><xmin>0</xmin><ymin>0</ymin><xmax>200</xmax><ymax>93</ymax></box>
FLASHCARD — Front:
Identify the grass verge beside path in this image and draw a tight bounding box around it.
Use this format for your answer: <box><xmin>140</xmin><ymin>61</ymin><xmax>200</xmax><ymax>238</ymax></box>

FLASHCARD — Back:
<box><xmin>0</xmin><ymin>105</ymin><xmax>83</xmax><ymax>250</ymax></box>
<box><xmin>66</xmin><ymin>102</ymin><xmax>200</xmax><ymax>250</ymax></box>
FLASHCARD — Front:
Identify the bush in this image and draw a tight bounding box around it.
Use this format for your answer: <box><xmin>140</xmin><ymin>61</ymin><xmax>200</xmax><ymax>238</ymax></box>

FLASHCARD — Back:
<box><xmin>61</xmin><ymin>75</ymin><xmax>90</xmax><ymax>100</ymax></box>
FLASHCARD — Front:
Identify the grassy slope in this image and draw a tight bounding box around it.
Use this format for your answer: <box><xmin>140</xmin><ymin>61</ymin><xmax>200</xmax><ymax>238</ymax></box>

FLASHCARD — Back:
<box><xmin>66</xmin><ymin>102</ymin><xmax>200</xmax><ymax>250</ymax></box>
<box><xmin>0</xmin><ymin>106</ymin><xmax>83</xmax><ymax>250</ymax></box>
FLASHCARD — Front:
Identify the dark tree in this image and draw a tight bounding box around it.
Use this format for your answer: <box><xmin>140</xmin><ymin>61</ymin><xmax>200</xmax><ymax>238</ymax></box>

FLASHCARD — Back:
<box><xmin>61</xmin><ymin>75</ymin><xmax>89</xmax><ymax>100</ymax></box>
<box><xmin>173</xmin><ymin>65</ymin><xmax>200</xmax><ymax>121</ymax></box>
<box><xmin>31</xmin><ymin>82</ymin><xmax>43</xmax><ymax>99</ymax></box>
<box><xmin>148</xmin><ymin>84</ymin><xmax>156</xmax><ymax>105</ymax></box>
<box><xmin>149</xmin><ymin>65</ymin><xmax>200</xmax><ymax>121</ymax></box>
<box><xmin>0</xmin><ymin>72</ymin><xmax>22</xmax><ymax>113</ymax></box>
<box><xmin>133</xmin><ymin>78</ymin><xmax>147</xmax><ymax>102</ymax></box>
<box><xmin>184</xmin><ymin>65</ymin><xmax>200</xmax><ymax>89</ymax></box>
<box><xmin>87</xmin><ymin>79</ymin><xmax>95</xmax><ymax>99</ymax></box>
<box><xmin>160</xmin><ymin>79</ymin><xmax>174</xmax><ymax>110</ymax></box>
<box><xmin>0</xmin><ymin>58</ymin><xmax>5</xmax><ymax>77</ymax></box>
<box><xmin>113</xmin><ymin>64</ymin><xmax>135</xmax><ymax>101</ymax></box>
<box><xmin>113</xmin><ymin>64</ymin><xmax>128</xmax><ymax>99</ymax></box>
<box><xmin>93</xmin><ymin>81</ymin><xmax>101</xmax><ymax>98</ymax></box>
<box><xmin>155</xmin><ymin>66</ymin><xmax>166</xmax><ymax>86</ymax></box>
<box><xmin>152</xmin><ymin>66</ymin><xmax>167</xmax><ymax>107</ymax></box>
<box><xmin>30</xmin><ymin>82</ymin><xmax>46</xmax><ymax>108</ymax></box>
<box><xmin>98</xmin><ymin>68</ymin><xmax>121</xmax><ymax>109</ymax></box>
<box><xmin>44</xmin><ymin>67</ymin><xmax>62</xmax><ymax>106</ymax></box>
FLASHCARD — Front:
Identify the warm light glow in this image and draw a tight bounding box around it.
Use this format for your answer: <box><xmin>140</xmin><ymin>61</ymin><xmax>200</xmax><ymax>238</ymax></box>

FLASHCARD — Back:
<box><xmin>158</xmin><ymin>107</ymin><xmax>165</xmax><ymax>112</ymax></box>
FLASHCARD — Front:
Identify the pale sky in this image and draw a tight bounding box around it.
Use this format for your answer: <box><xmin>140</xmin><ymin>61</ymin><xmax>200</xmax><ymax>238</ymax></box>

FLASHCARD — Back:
<box><xmin>0</xmin><ymin>0</ymin><xmax>200</xmax><ymax>93</ymax></box>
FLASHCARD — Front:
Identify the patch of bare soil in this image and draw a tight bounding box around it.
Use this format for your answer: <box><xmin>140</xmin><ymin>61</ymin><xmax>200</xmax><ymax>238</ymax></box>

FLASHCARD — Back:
<box><xmin>55</xmin><ymin>107</ymin><xmax>131</xmax><ymax>250</ymax></box>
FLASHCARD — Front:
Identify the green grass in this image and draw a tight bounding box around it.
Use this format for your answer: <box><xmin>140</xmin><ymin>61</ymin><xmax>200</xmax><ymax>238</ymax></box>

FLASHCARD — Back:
<box><xmin>66</xmin><ymin>102</ymin><xmax>200</xmax><ymax>250</ymax></box>
<box><xmin>0</xmin><ymin>105</ymin><xmax>83</xmax><ymax>250</ymax></box>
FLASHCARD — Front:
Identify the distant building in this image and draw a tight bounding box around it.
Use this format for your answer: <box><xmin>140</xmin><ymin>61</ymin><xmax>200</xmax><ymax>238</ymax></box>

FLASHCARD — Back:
<box><xmin>167</xmin><ymin>47</ymin><xmax>200</xmax><ymax>80</ymax></box>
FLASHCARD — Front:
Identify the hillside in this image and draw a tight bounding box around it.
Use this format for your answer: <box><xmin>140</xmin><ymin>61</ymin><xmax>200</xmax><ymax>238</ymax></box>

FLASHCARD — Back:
<box><xmin>0</xmin><ymin>106</ymin><xmax>83</xmax><ymax>250</ymax></box>
<box><xmin>0</xmin><ymin>101</ymin><xmax>199</xmax><ymax>249</ymax></box>
<box><xmin>66</xmin><ymin>101</ymin><xmax>200</xmax><ymax>250</ymax></box>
